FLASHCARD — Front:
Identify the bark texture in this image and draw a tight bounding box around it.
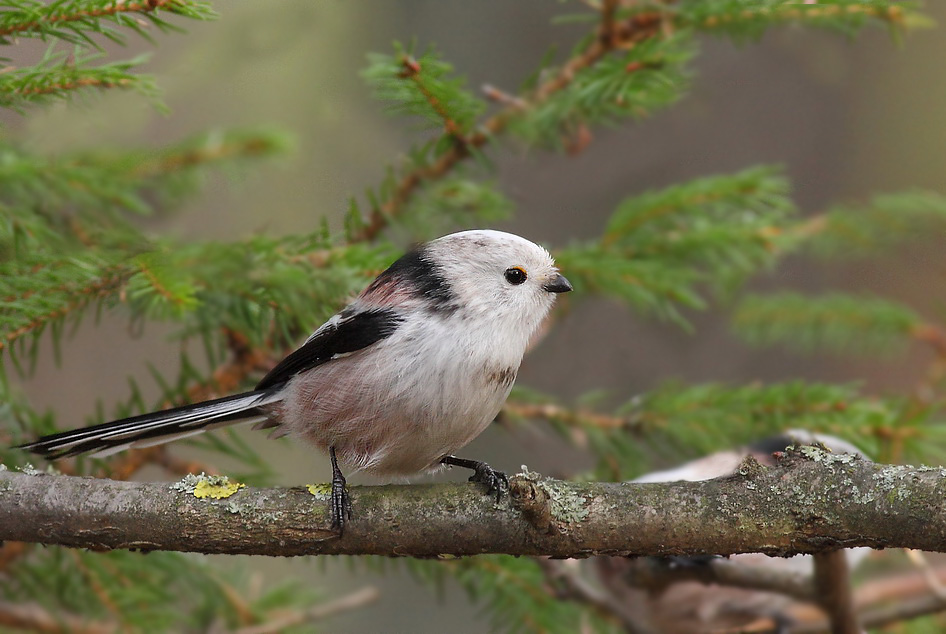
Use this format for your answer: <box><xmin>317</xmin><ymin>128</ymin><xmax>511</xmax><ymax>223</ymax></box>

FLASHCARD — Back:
<box><xmin>2</xmin><ymin>447</ymin><xmax>946</xmax><ymax>557</ymax></box>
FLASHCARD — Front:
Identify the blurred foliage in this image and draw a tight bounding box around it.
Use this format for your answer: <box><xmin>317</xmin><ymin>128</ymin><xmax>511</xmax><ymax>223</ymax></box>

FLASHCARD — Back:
<box><xmin>559</xmin><ymin>166</ymin><xmax>794</xmax><ymax>325</ymax></box>
<box><xmin>2</xmin><ymin>0</ymin><xmax>946</xmax><ymax>632</ymax></box>
<box><xmin>733</xmin><ymin>292</ymin><xmax>922</xmax><ymax>356</ymax></box>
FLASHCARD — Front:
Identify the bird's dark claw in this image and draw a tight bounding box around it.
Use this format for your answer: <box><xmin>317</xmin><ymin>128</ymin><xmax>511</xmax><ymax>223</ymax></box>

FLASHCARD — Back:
<box><xmin>468</xmin><ymin>462</ymin><xmax>509</xmax><ymax>502</ymax></box>
<box><xmin>440</xmin><ymin>455</ymin><xmax>508</xmax><ymax>502</ymax></box>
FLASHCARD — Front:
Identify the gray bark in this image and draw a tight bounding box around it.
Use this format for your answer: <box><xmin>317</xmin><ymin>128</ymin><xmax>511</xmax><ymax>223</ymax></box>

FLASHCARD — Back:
<box><xmin>2</xmin><ymin>447</ymin><xmax>945</xmax><ymax>557</ymax></box>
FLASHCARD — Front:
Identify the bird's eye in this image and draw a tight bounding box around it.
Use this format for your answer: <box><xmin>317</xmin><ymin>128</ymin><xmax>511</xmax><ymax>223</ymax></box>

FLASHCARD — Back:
<box><xmin>504</xmin><ymin>267</ymin><xmax>528</xmax><ymax>285</ymax></box>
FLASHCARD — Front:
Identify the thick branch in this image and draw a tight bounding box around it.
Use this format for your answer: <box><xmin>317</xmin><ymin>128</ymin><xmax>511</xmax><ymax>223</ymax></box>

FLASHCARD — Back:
<box><xmin>3</xmin><ymin>449</ymin><xmax>946</xmax><ymax>557</ymax></box>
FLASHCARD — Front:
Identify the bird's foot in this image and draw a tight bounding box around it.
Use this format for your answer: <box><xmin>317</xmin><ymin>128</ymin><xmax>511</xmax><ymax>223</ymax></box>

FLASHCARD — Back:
<box><xmin>330</xmin><ymin>447</ymin><xmax>352</xmax><ymax>535</ymax></box>
<box><xmin>330</xmin><ymin>476</ymin><xmax>352</xmax><ymax>533</ymax></box>
<box><xmin>441</xmin><ymin>455</ymin><xmax>508</xmax><ymax>502</ymax></box>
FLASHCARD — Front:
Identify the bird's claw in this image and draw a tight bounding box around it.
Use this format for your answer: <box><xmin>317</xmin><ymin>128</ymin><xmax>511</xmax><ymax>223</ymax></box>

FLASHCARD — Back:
<box><xmin>468</xmin><ymin>462</ymin><xmax>509</xmax><ymax>502</ymax></box>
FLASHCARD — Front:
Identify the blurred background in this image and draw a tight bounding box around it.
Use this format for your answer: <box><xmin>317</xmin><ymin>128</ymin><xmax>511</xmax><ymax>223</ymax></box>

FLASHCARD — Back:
<box><xmin>5</xmin><ymin>2</ymin><xmax>946</xmax><ymax>631</ymax></box>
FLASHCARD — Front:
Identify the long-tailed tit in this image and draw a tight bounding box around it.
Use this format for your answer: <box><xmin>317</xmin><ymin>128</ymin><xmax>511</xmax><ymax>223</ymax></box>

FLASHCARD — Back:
<box><xmin>18</xmin><ymin>230</ymin><xmax>572</xmax><ymax>533</ymax></box>
<box><xmin>595</xmin><ymin>430</ymin><xmax>869</xmax><ymax>633</ymax></box>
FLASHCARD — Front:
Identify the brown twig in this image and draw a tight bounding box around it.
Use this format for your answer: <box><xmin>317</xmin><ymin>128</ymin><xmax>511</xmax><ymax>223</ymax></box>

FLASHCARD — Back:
<box><xmin>538</xmin><ymin>559</ymin><xmax>652</xmax><ymax>634</ymax></box>
<box><xmin>747</xmin><ymin>565</ymin><xmax>946</xmax><ymax>633</ymax></box>
<box><xmin>502</xmin><ymin>400</ymin><xmax>640</xmax><ymax>432</ymax></box>
<box><xmin>0</xmin><ymin>541</ymin><xmax>30</xmax><ymax>572</ymax></box>
<box><xmin>812</xmin><ymin>551</ymin><xmax>861</xmax><ymax>634</ymax></box>
<box><xmin>398</xmin><ymin>55</ymin><xmax>464</xmax><ymax>138</ymax></box>
<box><xmin>698</xmin><ymin>4</ymin><xmax>905</xmax><ymax>31</ymax></box>
<box><xmin>233</xmin><ymin>587</ymin><xmax>380</xmax><ymax>634</ymax></box>
<box><xmin>0</xmin><ymin>273</ymin><xmax>127</xmax><ymax>351</ymax></box>
<box><xmin>0</xmin><ymin>0</ymin><xmax>178</xmax><ymax>37</ymax></box>
<box><xmin>615</xmin><ymin>556</ymin><xmax>816</xmax><ymax>604</ymax></box>
<box><xmin>68</xmin><ymin>550</ymin><xmax>121</xmax><ymax>619</ymax></box>
<box><xmin>131</xmin><ymin>136</ymin><xmax>279</xmax><ymax>179</ymax></box>
<box><xmin>14</xmin><ymin>77</ymin><xmax>132</xmax><ymax>95</ymax></box>
<box><xmin>911</xmin><ymin>323</ymin><xmax>946</xmax><ymax>359</ymax></box>
<box><xmin>353</xmin><ymin>10</ymin><xmax>665</xmax><ymax>243</ymax></box>
<box><xmin>0</xmin><ymin>601</ymin><xmax>115</xmax><ymax>634</ymax></box>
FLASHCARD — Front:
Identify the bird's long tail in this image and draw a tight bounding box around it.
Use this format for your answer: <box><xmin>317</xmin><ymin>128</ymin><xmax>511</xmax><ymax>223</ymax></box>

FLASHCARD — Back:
<box><xmin>16</xmin><ymin>390</ymin><xmax>283</xmax><ymax>459</ymax></box>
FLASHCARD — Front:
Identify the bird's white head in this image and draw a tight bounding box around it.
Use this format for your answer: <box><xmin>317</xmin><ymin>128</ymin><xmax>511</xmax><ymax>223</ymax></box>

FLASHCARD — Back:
<box><xmin>361</xmin><ymin>229</ymin><xmax>571</xmax><ymax>348</ymax></box>
<box><xmin>426</xmin><ymin>230</ymin><xmax>570</xmax><ymax>338</ymax></box>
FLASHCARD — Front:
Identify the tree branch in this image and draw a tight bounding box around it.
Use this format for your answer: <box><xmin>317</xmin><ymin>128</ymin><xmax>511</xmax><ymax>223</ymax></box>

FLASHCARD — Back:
<box><xmin>813</xmin><ymin>550</ymin><xmax>861</xmax><ymax>634</ymax></box>
<box><xmin>3</xmin><ymin>448</ymin><xmax>946</xmax><ymax>558</ymax></box>
<box><xmin>612</xmin><ymin>556</ymin><xmax>815</xmax><ymax>603</ymax></box>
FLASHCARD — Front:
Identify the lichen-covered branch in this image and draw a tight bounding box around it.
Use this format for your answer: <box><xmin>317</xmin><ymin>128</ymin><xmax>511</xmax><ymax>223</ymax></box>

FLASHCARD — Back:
<box><xmin>2</xmin><ymin>447</ymin><xmax>946</xmax><ymax>557</ymax></box>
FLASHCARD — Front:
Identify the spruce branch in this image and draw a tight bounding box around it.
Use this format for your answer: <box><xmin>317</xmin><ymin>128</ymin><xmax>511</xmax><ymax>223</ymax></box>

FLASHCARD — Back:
<box><xmin>4</xmin><ymin>448</ymin><xmax>946</xmax><ymax>558</ymax></box>
<box><xmin>683</xmin><ymin>0</ymin><xmax>916</xmax><ymax>39</ymax></box>
<box><xmin>0</xmin><ymin>0</ymin><xmax>216</xmax><ymax>45</ymax></box>
<box><xmin>354</xmin><ymin>8</ymin><xmax>664</xmax><ymax>242</ymax></box>
<box><xmin>0</xmin><ymin>52</ymin><xmax>160</xmax><ymax>111</ymax></box>
<box><xmin>733</xmin><ymin>293</ymin><xmax>924</xmax><ymax>356</ymax></box>
<box><xmin>0</xmin><ymin>263</ymin><xmax>130</xmax><ymax>354</ymax></box>
<box><xmin>802</xmin><ymin>190</ymin><xmax>946</xmax><ymax>260</ymax></box>
<box><xmin>356</xmin><ymin>2</ymin><xmax>921</xmax><ymax>242</ymax></box>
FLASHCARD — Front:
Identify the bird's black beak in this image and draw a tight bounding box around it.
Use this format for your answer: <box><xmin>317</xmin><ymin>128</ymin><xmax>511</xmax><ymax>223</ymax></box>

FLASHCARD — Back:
<box><xmin>543</xmin><ymin>273</ymin><xmax>573</xmax><ymax>294</ymax></box>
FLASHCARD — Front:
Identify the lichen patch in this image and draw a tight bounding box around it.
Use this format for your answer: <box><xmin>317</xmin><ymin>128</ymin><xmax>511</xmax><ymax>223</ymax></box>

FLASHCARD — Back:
<box><xmin>170</xmin><ymin>473</ymin><xmax>244</xmax><ymax>499</ymax></box>
<box><xmin>307</xmin><ymin>483</ymin><xmax>331</xmax><ymax>498</ymax></box>
<box><xmin>194</xmin><ymin>479</ymin><xmax>245</xmax><ymax>499</ymax></box>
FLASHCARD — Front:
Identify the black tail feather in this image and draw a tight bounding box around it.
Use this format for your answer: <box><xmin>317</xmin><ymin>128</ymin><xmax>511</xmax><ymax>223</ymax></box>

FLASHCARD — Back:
<box><xmin>16</xmin><ymin>390</ymin><xmax>282</xmax><ymax>459</ymax></box>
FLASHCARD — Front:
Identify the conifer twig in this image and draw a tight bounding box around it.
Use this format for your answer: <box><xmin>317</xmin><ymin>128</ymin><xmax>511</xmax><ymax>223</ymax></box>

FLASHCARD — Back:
<box><xmin>232</xmin><ymin>586</ymin><xmax>380</xmax><ymax>634</ymax></box>
<box><xmin>0</xmin><ymin>272</ymin><xmax>128</xmax><ymax>352</ymax></box>
<box><xmin>0</xmin><ymin>0</ymin><xmax>204</xmax><ymax>38</ymax></box>
<box><xmin>13</xmin><ymin>76</ymin><xmax>131</xmax><ymax>95</ymax></box>
<box><xmin>354</xmin><ymin>9</ymin><xmax>664</xmax><ymax>242</ymax></box>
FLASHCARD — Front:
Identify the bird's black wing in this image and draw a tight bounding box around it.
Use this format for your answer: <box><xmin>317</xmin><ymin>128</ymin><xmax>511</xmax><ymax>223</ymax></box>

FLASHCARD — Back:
<box><xmin>256</xmin><ymin>308</ymin><xmax>404</xmax><ymax>390</ymax></box>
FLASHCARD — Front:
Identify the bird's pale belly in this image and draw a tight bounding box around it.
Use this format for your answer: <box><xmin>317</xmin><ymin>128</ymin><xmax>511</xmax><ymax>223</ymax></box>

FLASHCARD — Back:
<box><xmin>270</xmin><ymin>349</ymin><xmax>514</xmax><ymax>476</ymax></box>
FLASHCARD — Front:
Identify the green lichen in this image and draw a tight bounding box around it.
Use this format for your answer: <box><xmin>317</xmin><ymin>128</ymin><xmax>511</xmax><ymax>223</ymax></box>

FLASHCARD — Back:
<box><xmin>224</xmin><ymin>500</ymin><xmax>284</xmax><ymax>522</ymax></box>
<box><xmin>798</xmin><ymin>444</ymin><xmax>858</xmax><ymax>466</ymax></box>
<box><xmin>514</xmin><ymin>466</ymin><xmax>590</xmax><ymax>526</ymax></box>
<box><xmin>306</xmin><ymin>483</ymin><xmax>331</xmax><ymax>499</ymax></box>
<box><xmin>543</xmin><ymin>480</ymin><xmax>589</xmax><ymax>524</ymax></box>
<box><xmin>170</xmin><ymin>472</ymin><xmax>244</xmax><ymax>499</ymax></box>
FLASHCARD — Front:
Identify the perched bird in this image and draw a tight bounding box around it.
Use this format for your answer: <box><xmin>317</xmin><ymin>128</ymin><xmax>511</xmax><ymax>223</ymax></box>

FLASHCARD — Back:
<box><xmin>17</xmin><ymin>230</ymin><xmax>572</xmax><ymax>532</ymax></box>
<box><xmin>595</xmin><ymin>431</ymin><xmax>870</xmax><ymax>633</ymax></box>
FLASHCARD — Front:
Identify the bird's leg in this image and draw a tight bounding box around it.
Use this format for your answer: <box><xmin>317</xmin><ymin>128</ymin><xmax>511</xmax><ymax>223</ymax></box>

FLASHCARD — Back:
<box><xmin>440</xmin><ymin>455</ymin><xmax>508</xmax><ymax>502</ymax></box>
<box><xmin>329</xmin><ymin>446</ymin><xmax>352</xmax><ymax>534</ymax></box>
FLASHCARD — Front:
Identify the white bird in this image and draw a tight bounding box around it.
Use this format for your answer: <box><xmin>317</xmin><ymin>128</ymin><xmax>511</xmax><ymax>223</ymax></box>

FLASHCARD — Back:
<box><xmin>18</xmin><ymin>230</ymin><xmax>573</xmax><ymax>533</ymax></box>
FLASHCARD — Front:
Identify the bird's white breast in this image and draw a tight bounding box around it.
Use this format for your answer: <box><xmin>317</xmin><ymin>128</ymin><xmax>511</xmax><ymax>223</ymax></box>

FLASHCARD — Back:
<box><xmin>274</xmin><ymin>311</ymin><xmax>526</xmax><ymax>476</ymax></box>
